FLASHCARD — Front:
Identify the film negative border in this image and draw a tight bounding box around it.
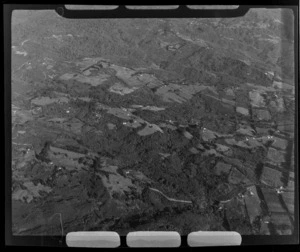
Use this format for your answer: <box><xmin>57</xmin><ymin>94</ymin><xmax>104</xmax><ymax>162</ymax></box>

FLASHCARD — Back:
<box><xmin>4</xmin><ymin>2</ymin><xmax>299</xmax><ymax>248</ymax></box>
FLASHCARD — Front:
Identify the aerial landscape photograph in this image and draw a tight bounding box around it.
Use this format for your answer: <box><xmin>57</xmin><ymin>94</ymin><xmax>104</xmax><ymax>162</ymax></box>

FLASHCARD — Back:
<box><xmin>10</xmin><ymin>7</ymin><xmax>296</xmax><ymax>236</ymax></box>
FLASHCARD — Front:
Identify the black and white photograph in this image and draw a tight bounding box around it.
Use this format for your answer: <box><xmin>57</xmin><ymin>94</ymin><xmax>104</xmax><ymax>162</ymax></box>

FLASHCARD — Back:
<box><xmin>9</xmin><ymin>5</ymin><xmax>296</xmax><ymax>238</ymax></box>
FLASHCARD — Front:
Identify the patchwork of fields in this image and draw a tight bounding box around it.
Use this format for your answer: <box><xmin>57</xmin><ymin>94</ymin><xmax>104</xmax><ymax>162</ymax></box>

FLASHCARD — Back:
<box><xmin>11</xmin><ymin>9</ymin><xmax>295</xmax><ymax>236</ymax></box>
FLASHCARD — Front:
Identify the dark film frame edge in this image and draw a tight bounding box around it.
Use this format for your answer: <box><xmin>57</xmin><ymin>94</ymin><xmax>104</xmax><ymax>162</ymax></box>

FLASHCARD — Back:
<box><xmin>4</xmin><ymin>3</ymin><xmax>299</xmax><ymax>247</ymax></box>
